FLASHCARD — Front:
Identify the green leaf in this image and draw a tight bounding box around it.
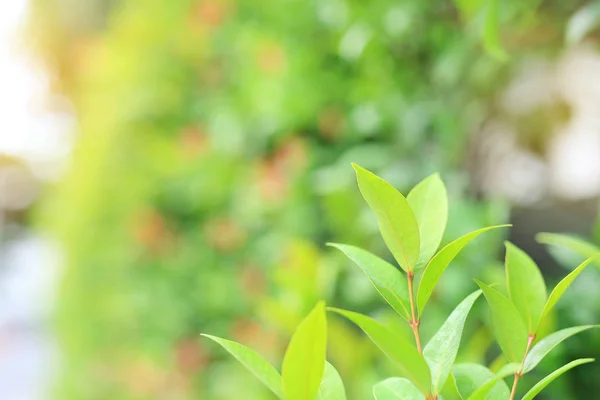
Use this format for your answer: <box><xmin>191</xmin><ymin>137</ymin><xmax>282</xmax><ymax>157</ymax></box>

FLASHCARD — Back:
<box><xmin>475</xmin><ymin>280</ymin><xmax>528</xmax><ymax>362</ymax></box>
<box><xmin>201</xmin><ymin>334</ymin><xmax>283</xmax><ymax>398</ymax></box>
<box><xmin>373</xmin><ymin>378</ymin><xmax>426</xmax><ymax>400</ymax></box>
<box><xmin>537</xmin><ymin>254</ymin><xmax>600</xmax><ymax>331</ymax></box>
<box><xmin>523</xmin><ymin>325</ymin><xmax>598</xmax><ymax>373</ymax></box>
<box><xmin>282</xmin><ymin>301</ymin><xmax>327</xmax><ymax>400</ymax></box>
<box><xmin>407</xmin><ymin>174</ymin><xmax>448</xmax><ymax>270</ymax></box>
<box><xmin>452</xmin><ymin>364</ymin><xmax>511</xmax><ymax>400</ymax></box>
<box><xmin>417</xmin><ymin>225</ymin><xmax>510</xmax><ymax>317</ymax></box>
<box><xmin>536</xmin><ymin>232</ymin><xmax>600</xmax><ymax>265</ymax></box>
<box><xmin>454</xmin><ymin>0</ymin><xmax>485</xmax><ymax>22</ymax></box>
<box><xmin>328</xmin><ymin>308</ymin><xmax>431</xmax><ymax>395</ymax></box>
<box><xmin>466</xmin><ymin>364</ymin><xmax>517</xmax><ymax>400</ymax></box>
<box><xmin>327</xmin><ymin>243</ymin><xmax>410</xmax><ymax>320</ymax></box>
<box><xmin>352</xmin><ymin>163</ymin><xmax>420</xmax><ymax>272</ymax></box>
<box><xmin>483</xmin><ymin>0</ymin><xmax>508</xmax><ymax>61</ymax></box>
<box><xmin>467</xmin><ymin>363</ymin><xmax>520</xmax><ymax>400</ymax></box>
<box><xmin>317</xmin><ymin>362</ymin><xmax>346</xmax><ymax>400</ymax></box>
<box><xmin>423</xmin><ymin>290</ymin><xmax>482</xmax><ymax>394</ymax></box>
<box><xmin>504</xmin><ymin>242</ymin><xmax>547</xmax><ymax>333</ymax></box>
<box><xmin>521</xmin><ymin>358</ymin><xmax>595</xmax><ymax>400</ymax></box>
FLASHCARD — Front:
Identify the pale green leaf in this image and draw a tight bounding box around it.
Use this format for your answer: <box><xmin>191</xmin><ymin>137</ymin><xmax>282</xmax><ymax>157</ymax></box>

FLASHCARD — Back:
<box><xmin>536</xmin><ymin>232</ymin><xmax>600</xmax><ymax>266</ymax></box>
<box><xmin>537</xmin><ymin>254</ymin><xmax>600</xmax><ymax>331</ymax></box>
<box><xmin>424</xmin><ymin>290</ymin><xmax>482</xmax><ymax>394</ymax></box>
<box><xmin>328</xmin><ymin>243</ymin><xmax>410</xmax><ymax>320</ymax></box>
<box><xmin>407</xmin><ymin>174</ymin><xmax>448</xmax><ymax>270</ymax></box>
<box><xmin>466</xmin><ymin>364</ymin><xmax>517</xmax><ymax>400</ymax></box>
<box><xmin>452</xmin><ymin>364</ymin><xmax>510</xmax><ymax>400</ymax></box>
<box><xmin>328</xmin><ymin>308</ymin><xmax>431</xmax><ymax>395</ymax></box>
<box><xmin>521</xmin><ymin>358</ymin><xmax>595</xmax><ymax>400</ymax></box>
<box><xmin>483</xmin><ymin>0</ymin><xmax>508</xmax><ymax>61</ymax></box>
<box><xmin>201</xmin><ymin>334</ymin><xmax>283</xmax><ymax>398</ymax></box>
<box><xmin>373</xmin><ymin>378</ymin><xmax>426</xmax><ymax>400</ymax></box>
<box><xmin>282</xmin><ymin>301</ymin><xmax>327</xmax><ymax>400</ymax></box>
<box><xmin>417</xmin><ymin>225</ymin><xmax>510</xmax><ymax>317</ymax></box>
<box><xmin>523</xmin><ymin>325</ymin><xmax>598</xmax><ymax>373</ymax></box>
<box><xmin>505</xmin><ymin>242</ymin><xmax>547</xmax><ymax>333</ymax></box>
<box><xmin>317</xmin><ymin>362</ymin><xmax>346</xmax><ymax>400</ymax></box>
<box><xmin>475</xmin><ymin>280</ymin><xmax>528</xmax><ymax>362</ymax></box>
<box><xmin>352</xmin><ymin>163</ymin><xmax>420</xmax><ymax>272</ymax></box>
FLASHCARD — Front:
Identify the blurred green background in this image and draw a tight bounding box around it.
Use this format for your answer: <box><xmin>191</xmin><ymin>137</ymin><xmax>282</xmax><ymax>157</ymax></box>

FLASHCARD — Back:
<box><xmin>12</xmin><ymin>0</ymin><xmax>600</xmax><ymax>398</ymax></box>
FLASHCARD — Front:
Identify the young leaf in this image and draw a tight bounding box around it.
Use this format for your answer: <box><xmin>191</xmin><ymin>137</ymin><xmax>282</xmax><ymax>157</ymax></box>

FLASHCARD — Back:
<box><xmin>373</xmin><ymin>378</ymin><xmax>425</xmax><ymax>400</ymax></box>
<box><xmin>537</xmin><ymin>254</ymin><xmax>600</xmax><ymax>331</ymax></box>
<box><xmin>504</xmin><ymin>242</ymin><xmax>547</xmax><ymax>333</ymax></box>
<box><xmin>407</xmin><ymin>174</ymin><xmax>448</xmax><ymax>270</ymax></box>
<box><xmin>328</xmin><ymin>308</ymin><xmax>432</xmax><ymax>395</ymax></box>
<box><xmin>521</xmin><ymin>358</ymin><xmax>595</xmax><ymax>400</ymax></box>
<box><xmin>328</xmin><ymin>243</ymin><xmax>410</xmax><ymax>320</ymax></box>
<box><xmin>467</xmin><ymin>363</ymin><xmax>517</xmax><ymax>400</ymax></box>
<box><xmin>452</xmin><ymin>364</ymin><xmax>511</xmax><ymax>400</ymax></box>
<box><xmin>352</xmin><ymin>163</ymin><xmax>420</xmax><ymax>272</ymax></box>
<box><xmin>523</xmin><ymin>325</ymin><xmax>598</xmax><ymax>373</ymax></box>
<box><xmin>423</xmin><ymin>290</ymin><xmax>482</xmax><ymax>395</ymax></box>
<box><xmin>201</xmin><ymin>334</ymin><xmax>283</xmax><ymax>398</ymax></box>
<box><xmin>536</xmin><ymin>232</ymin><xmax>600</xmax><ymax>265</ymax></box>
<box><xmin>475</xmin><ymin>280</ymin><xmax>528</xmax><ymax>362</ymax></box>
<box><xmin>317</xmin><ymin>362</ymin><xmax>346</xmax><ymax>400</ymax></box>
<box><xmin>282</xmin><ymin>301</ymin><xmax>327</xmax><ymax>400</ymax></box>
<box><xmin>417</xmin><ymin>225</ymin><xmax>510</xmax><ymax>317</ymax></box>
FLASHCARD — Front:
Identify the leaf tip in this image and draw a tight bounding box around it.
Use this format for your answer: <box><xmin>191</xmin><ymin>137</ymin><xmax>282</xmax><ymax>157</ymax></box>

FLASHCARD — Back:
<box><xmin>473</xmin><ymin>279</ymin><xmax>489</xmax><ymax>290</ymax></box>
<box><xmin>535</xmin><ymin>232</ymin><xmax>550</xmax><ymax>244</ymax></box>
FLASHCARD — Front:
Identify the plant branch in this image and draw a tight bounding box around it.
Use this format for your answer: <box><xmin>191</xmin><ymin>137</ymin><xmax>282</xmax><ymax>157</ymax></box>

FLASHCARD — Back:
<box><xmin>510</xmin><ymin>334</ymin><xmax>536</xmax><ymax>400</ymax></box>
<box><xmin>407</xmin><ymin>271</ymin><xmax>423</xmax><ymax>353</ymax></box>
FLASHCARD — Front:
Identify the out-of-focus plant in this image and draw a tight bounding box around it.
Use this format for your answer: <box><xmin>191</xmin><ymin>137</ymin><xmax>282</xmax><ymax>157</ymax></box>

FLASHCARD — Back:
<box><xmin>32</xmin><ymin>0</ymin><xmax>515</xmax><ymax>398</ymax></box>
<box><xmin>30</xmin><ymin>0</ymin><xmax>600</xmax><ymax>399</ymax></box>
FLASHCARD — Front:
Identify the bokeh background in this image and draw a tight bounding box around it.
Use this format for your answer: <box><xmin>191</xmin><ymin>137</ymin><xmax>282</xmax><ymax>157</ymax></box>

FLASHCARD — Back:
<box><xmin>1</xmin><ymin>0</ymin><xmax>600</xmax><ymax>399</ymax></box>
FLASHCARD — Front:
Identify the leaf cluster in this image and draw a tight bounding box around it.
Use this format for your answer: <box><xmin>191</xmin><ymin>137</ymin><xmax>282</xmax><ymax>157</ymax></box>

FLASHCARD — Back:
<box><xmin>203</xmin><ymin>165</ymin><xmax>599</xmax><ymax>399</ymax></box>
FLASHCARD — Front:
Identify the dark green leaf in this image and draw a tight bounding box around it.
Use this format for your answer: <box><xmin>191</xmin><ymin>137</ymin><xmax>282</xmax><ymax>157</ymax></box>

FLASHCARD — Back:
<box><xmin>373</xmin><ymin>378</ymin><xmax>425</xmax><ymax>400</ymax></box>
<box><xmin>328</xmin><ymin>243</ymin><xmax>410</xmax><ymax>320</ymax></box>
<box><xmin>282</xmin><ymin>301</ymin><xmax>327</xmax><ymax>400</ymax></box>
<box><xmin>424</xmin><ymin>290</ymin><xmax>482</xmax><ymax>394</ymax></box>
<box><xmin>521</xmin><ymin>359</ymin><xmax>595</xmax><ymax>400</ymax></box>
<box><xmin>417</xmin><ymin>225</ymin><xmax>510</xmax><ymax>317</ymax></box>
<box><xmin>505</xmin><ymin>242</ymin><xmax>547</xmax><ymax>333</ymax></box>
<box><xmin>475</xmin><ymin>280</ymin><xmax>528</xmax><ymax>362</ymax></box>
<box><xmin>407</xmin><ymin>174</ymin><xmax>448</xmax><ymax>270</ymax></box>
<box><xmin>328</xmin><ymin>308</ymin><xmax>431</xmax><ymax>395</ymax></box>
<box><xmin>352</xmin><ymin>163</ymin><xmax>420</xmax><ymax>272</ymax></box>
<box><xmin>201</xmin><ymin>334</ymin><xmax>283</xmax><ymax>398</ymax></box>
<box><xmin>317</xmin><ymin>362</ymin><xmax>346</xmax><ymax>400</ymax></box>
<box><xmin>523</xmin><ymin>325</ymin><xmax>598</xmax><ymax>373</ymax></box>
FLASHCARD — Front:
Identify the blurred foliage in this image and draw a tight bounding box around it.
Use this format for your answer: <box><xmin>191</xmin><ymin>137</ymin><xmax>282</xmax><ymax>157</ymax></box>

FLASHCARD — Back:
<box><xmin>27</xmin><ymin>0</ymin><xmax>600</xmax><ymax>399</ymax></box>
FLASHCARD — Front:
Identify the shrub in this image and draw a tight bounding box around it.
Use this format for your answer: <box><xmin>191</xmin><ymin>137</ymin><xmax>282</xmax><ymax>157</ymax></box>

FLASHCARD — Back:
<box><xmin>204</xmin><ymin>165</ymin><xmax>599</xmax><ymax>399</ymax></box>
